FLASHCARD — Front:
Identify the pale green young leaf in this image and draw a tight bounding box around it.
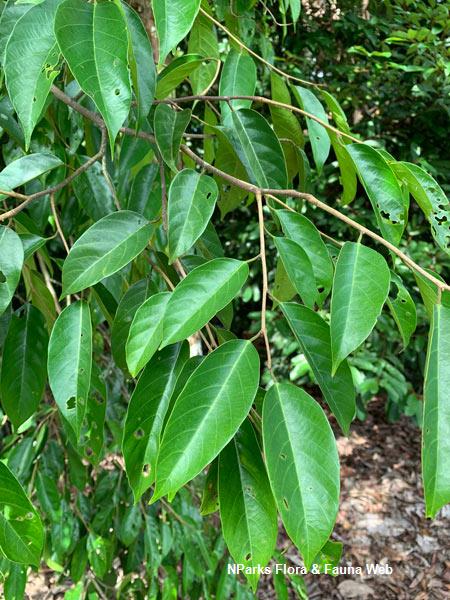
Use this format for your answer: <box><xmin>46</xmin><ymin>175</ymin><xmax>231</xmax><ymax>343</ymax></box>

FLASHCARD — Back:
<box><xmin>273</xmin><ymin>237</ymin><xmax>318</xmax><ymax>309</ymax></box>
<box><xmin>0</xmin><ymin>153</ymin><xmax>62</xmax><ymax>201</ymax></box>
<box><xmin>386</xmin><ymin>272</ymin><xmax>417</xmax><ymax>348</ymax></box>
<box><xmin>0</xmin><ymin>226</ymin><xmax>24</xmax><ymax>316</ymax></box>
<box><xmin>219</xmin><ymin>49</ymin><xmax>256</xmax><ymax>118</ymax></box>
<box><xmin>153</xmin><ymin>104</ymin><xmax>191</xmax><ymax>172</ymax></box>
<box><xmin>153</xmin><ymin>0</ymin><xmax>201</xmax><ymax>65</ymax></box>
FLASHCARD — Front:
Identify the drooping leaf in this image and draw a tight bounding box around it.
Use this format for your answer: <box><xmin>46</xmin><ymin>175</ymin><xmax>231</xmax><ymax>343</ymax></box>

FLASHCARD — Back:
<box><xmin>152</xmin><ymin>339</ymin><xmax>260</xmax><ymax>501</ymax></box>
<box><xmin>347</xmin><ymin>143</ymin><xmax>407</xmax><ymax>246</ymax></box>
<box><xmin>168</xmin><ymin>169</ymin><xmax>218</xmax><ymax>262</ymax></box>
<box><xmin>188</xmin><ymin>12</ymin><xmax>219</xmax><ymax>94</ymax></box>
<box><xmin>123</xmin><ymin>343</ymin><xmax>189</xmax><ymax>502</ymax></box>
<box><xmin>281</xmin><ymin>302</ymin><xmax>356</xmax><ymax>434</ymax></box>
<box><xmin>330</xmin><ymin>242</ymin><xmax>390</xmax><ymax>373</ymax></box>
<box><xmin>0</xmin><ymin>305</ymin><xmax>48</xmax><ymax>428</ymax></box>
<box><xmin>0</xmin><ymin>226</ymin><xmax>24</xmax><ymax>316</ymax></box>
<box><xmin>270</xmin><ymin>73</ymin><xmax>304</xmax><ymax>149</ymax></box>
<box><xmin>161</xmin><ymin>258</ymin><xmax>248</xmax><ymax>347</ymax></box>
<box><xmin>0</xmin><ymin>462</ymin><xmax>44</xmax><ymax>566</ymax></box>
<box><xmin>153</xmin><ymin>104</ymin><xmax>191</xmax><ymax>172</ymax></box>
<box><xmin>0</xmin><ymin>0</ymin><xmax>32</xmax><ymax>62</ymax></box>
<box><xmin>153</xmin><ymin>0</ymin><xmax>201</xmax><ymax>65</ymax></box>
<box><xmin>273</xmin><ymin>237</ymin><xmax>318</xmax><ymax>309</ymax></box>
<box><xmin>201</xmin><ymin>459</ymin><xmax>219</xmax><ymax>516</ymax></box>
<box><xmin>4</xmin><ymin>0</ymin><xmax>60</xmax><ymax>149</ymax></box>
<box><xmin>272</xmin><ymin>258</ymin><xmax>296</xmax><ymax>304</ymax></box>
<box><xmin>422</xmin><ymin>303</ymin><xmax>450</xmax><ymax>518</ymax></box>
<box><xmin>219</xmin><ymin>49</ymin><xmax>256</xmax><ymax>118</ymax></box>
<box><xmin>61</xmin><ymin>211</ymin><xmax>153</xmax><ymax>296</ymax></box>
<box><xmin>386</xmin><ymin>272</ymin><xmax>417</xmax><ymax>348</ymax></box>
<box><xmin>219</xmin><ymin>420</ymin><xmax>277</xmax><ymax>589</ymax></box>
<box><xmin>54</xmin><ymin>0</ymin><xmax>131</xmax><ymax>150</ymax></box>
<box><xmin>215</xmin><ymin>129</ymin><xmax>249</xmax><ymax>218</ymax></box>
<box><xmin>155</xmin><ymin>54</ymin><xmax>203</xmax><ymax>99</ymax></box>
<box><xmin>126</xmin><ymin>292</ymin><xmax>170</xmax><ymax>376</ymax></box>
<box><xmin>263</xmin><ymin>383</ymin><xmax>340</xmax><ymax>569</ymax></box>
<box><xmin>48</xmin><ymin>301</ymin><xmax>92</xmax><ymax>439</ymax></box>
<box><xmin>72</xmin><ymin>158</ymin><xmax>115</xmax><ymax>222</ymax></box>
<box><xmin>0</xmin><ymin>153</ymin><xmax>62</xmax><ymax>201</ymax></box>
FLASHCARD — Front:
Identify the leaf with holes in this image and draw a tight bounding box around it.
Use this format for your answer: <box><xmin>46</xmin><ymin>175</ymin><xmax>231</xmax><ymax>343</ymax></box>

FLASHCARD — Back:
<box><xmin>123</xmin><ymin>343</ymin><xmax>189</xmax><ymax>502</ymax></box>
<box><xmin>153</xmin><ymin>0</ymin><xmax>201</xmax><ymax>65</ymax></box>
<box><xmin>153</xmin><ymin>104</ymin><xmax>192</xmax><ymax>172</ymax></box>
<box><xmin>273</xmin><ymin>237</ymin><xmax>318</xmax><ymax>309</ymax></box>
<box><xmin>152</xmin><ymin>339</ymin><xmax>260</xmax><ymax>502</ymax></box>
<box><xmin>0</xmin><ymin>153</ymin><xmax>62</xmax><ymax>201</ymax></box>
<box><xmin>219</xmin><ymin>49</ymin><xmax>256</xmax><ymax>118</ymax></box>
<box><xmin>0</xmin><ymin>226</ymin><xmax>24</xmax><ymax>316</ymax></box>
<box><xmin>48</xmin><ymin>301</ymin><xmax>92</xmax><ymax>439</ymax></box>
<box><xmin>219</xmin><ymin>420</ymin><xmax>277</xmax><ymax>589</ymax></box>
<box><xmin>263</xmin><ymin>383</ymin><xmax>340</xmax><ymax>569</ymax></box>
<box><xmin>386</xmin><ymin>272</ymin><xmax>417</xmax><ymax>348</ymax></box>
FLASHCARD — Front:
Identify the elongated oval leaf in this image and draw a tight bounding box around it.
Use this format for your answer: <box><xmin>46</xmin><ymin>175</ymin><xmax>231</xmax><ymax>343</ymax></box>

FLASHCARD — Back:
<box><xmin>0</xmin><ymin>305</ymin><xmax>48</xmax><ymax>428</ymax></box>
<box><xmin>152</xmin><ymin>339</ymin><xmax>260</xmax><ymax>501</ymax></box>
<box><xmin>273</xmin><ymin>237</ymin><xmax>318</xmax><ymax>309</ymax></box>
<box><xmin>0</xmin><ymin>153</ymin><xmax>62</xmax><ymax>201</ymax></box>
<box><xmin>168</xmin><ymin>169</ymin><xmax>218</xmax><ymax>262</ymax></box>
<box><xmin>292</xmin><ymin>86</ymin><xmax>330</xmax><ymax>173</ymax></box>
<box><xmin>54</xmin><ymin>0</ymin><xmax>131</xmax><ymax>149</ymax></box>
<box><xmin>153</xmin><ymin>0</ymin><xmax>201</xmax><ymax>65</ymax></box>
<box><xmin>156</xmin><ymin>54</ymin><xmax>203</xmax><ymax>99</ymax></box>
<box><xmin>4</xmin><ymin>0</ymin><xmax>60</xmax><ymax>149</ymax></box>
<box><xmin>0</xmin><ymin>461</ymin><xmax>44</xmax><ymax>566</ymax></box>
<box><xmin>422</xmin><ymin>303</ymin><xmax>450</xmax><ymax>518</ymax></box>
<box><xmin>222</xmin><ymin>108</ymin><xmax>288</xmax><ymax>189</ymax></box>
<box><xmin>72</xmin><ymin>158</ymin><xmax>115</xmax><ymax>222</ymax></box>
<box><xmin>126</xmin><ymin>292</ymin><xmax>170</xmax><ymax>376</ymax></box>
<box><xmin>48</xmin><ymin>301</ymin><xmax>92</xmax><ymax>438</ymax></box>
<box><xmin>263</xmin><ymin>383</ymin><xmax>340</xmax><ymax>569</ymax></box>
<box><xmin>219</xmin><ymin>420</ymin><xmax>277</xmax><ymax>589</ymax></box>
<box><xmin>0</xmin><ymin>226</ymin><xmax>24</xmax><ymax>316</ymax></box>
<box><xmin>61</xmin><ymin>211</ymin><xmax>153</xmax><ymax>296</ymax></box>
<box><xmin>0</xmin><ymin>0</ymin><xmax>32</xmax><ymax>61</ymax></box>
<box><xmin>188</xmin><ymin>12</ymin><xmax>219</xmax><ymax>94</ymax></box>
<box><xmin>330</xmin><ymin>242</ymin><xmax>390</xmax><ymax>373</ymax></box>
<box><xmin>281</xmin><ymin>303</ymin><xmax>355</xmax><ymax>434</ymax></box>
<box><xmin>386</xmin><ymin>272</ymin><xmax>417</xmax><ymax>348</ymax></box>
<box><xmin>219</xmin><ymin>49</ymin><xmax>256</xmax><ymax>118</ymax></box>
<box><xmin>161</xmin><ymin>258</ymin><xmax>248</xmax><ymax>347</ymax></box>
<box><xmin>123</xmin><ymin>343</ymin><xmax>189</xmax><ymax>502</ymax></box>
<box><xmin>154</xmin><ymin>104</ymin><xmax>191</xmax><ymax>172</ymax></box>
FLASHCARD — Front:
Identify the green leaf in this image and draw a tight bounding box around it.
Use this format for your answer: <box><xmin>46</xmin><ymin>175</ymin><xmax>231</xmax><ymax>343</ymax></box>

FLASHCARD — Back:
<box><xmin>152</xmin><ymin>339</ymin><xmax>260</xmax><ymax>501</ymax></box>
<box><xmin>72</xmin><ymin>158</ymin><xmax>115</xmax><ymax>222</ymax></box>
<box><xmin>273</xmin><ymin>237</ymin><xmax>318</xmax><ymax>309</ymax></box>
<box><xmin>423</xmin><ymin>304</ymin><xmax>450</xmax><ymax>518</ymax></box>
<box><xmin>4</xmin><ymin>0</ymin><xmax>60</xmax><ymax>149</ymax></box>
<box><xmin>270</xmin><ymin>73</ymin><xmax>304</xmax><ymax>149</ymax></box>
<box><xmin>123</xmin><ymin>343</ymin><xmax>188</xmax><ymax>502</ymax></box>
<box><xmin>386</xmin><ymin>272</ymin><xmax>417</xmax><ymax>348</ymax></box>
<box><xmin>330</xmin><ymin>242</ymin><xmax>390</xmax><ymax>373</ymax></box>
<box><xmin>188</xmin><ymin>12</ymin><xmax>219</xmax><ymax>94</ymax></box>
<box><xmin>277</xmin><ymin>210</ymin><xmax>333</xmax><ymax>303</ymax></box>
<box><xmin>219</xmin><ymin>49</ymin><xmax>256</xmax><ymax>118</ymax></box>
<box><xmin>0</xmin><ymin>153</ymin><xmax>62</xmax><ymax>201</ymax></box>
<box><xmin>0</xmin><ymin>0</ymin><xmax>31</xmax><ymax>62</ymax></box>
<box><xmin>200</xmin><ymin>459</ymin><xmax>219</xmax><ymax>516</ymax></box>
<box><xmin>153</xmin><ymin>0</ymin><xmax>201</xmax><ymax>65</ymax></box>
<box><xmin>312</xmin><ymin>540</ymin><xmax>343</xmax><ymax>574</ymax></box>
<box><xmin>281</xmin><ymin>303</ymin><xmax>356</xmax><ymax>434</ymax></box>
<box><xmin>4</xmin><ymin>562</ymin><xmax>27</xmax><ymax>600</ymax></box>
<box><xmin>54</xmin><ymin>0</ymin><xmax>131</xmax><ymax>150</ymax></box>
<box><xmin>156</xmin><ymin>54</ymin><xmax>203</xmax><ymax>99</ymax></box>
<box><xmin>87</xmin><ymin>534</ymin><xmax>113</xmax><ymax>579</ymax></box>
<box><xmin>0</xmin><ymin>305</ymin><xmax>48</xmax><ymax>428</ymax></box>
<box><xmin>218</xmin><ymin>420</ymin><xmax>277</xmax><ymax>589</ymax></box>
<box><xmin>168</xmin><ymin>169</ymin><xmax>218</xmax><ymax>262</ymax></box>
<box><xmin>111</xmin><ymin>278</ymin><xmax>158</xmax><ymax>370</ymax></box>
<box><xmin>291</xmin><ymin>86</ymin><xmax>330</xmax><ymax>173</ymax></box>
<box><xmin>0</xmin><ymin>461</ymin><xmax>44</xmax><ymax>566</ymax></box>
<box><xmin>153</xmin><ymin>104</ymin><xmax>192</xmax><ymax>172</ymax></box>
<box><xmin>61</xmin><ymin>211</ymin><xmax>153</xmax><ymax>296</ymax></box>
<box><xmin>262</xmin><ymin>383</ymin><xmax>340</xmax><ymax>569</ymax></box>
<box><xmin>272</xmin><ymin>258</ymin><xmax>296</xmax><ymax>304</ymax></box>
<box><xmin>347</xmin><ymin>143</ymin><xmax>407</xmax><ymax>246</ymax></box>
<box><xmin>222</xmin><ymin>108</ymin><xmax>287</xmax><ymax>189</ymax></box>
<box><xmin>161</xmin><ymin>258</ymin><xmax>248</xmax><ymax>347</ymax></box>
<box><xmin>126</xmin><ymin>292</ymin><xmax>170</xmax><ymax>376</ymax></box>
<box><xmin>48</xmin><ymin>301</ymin><xmax>92</xmax><ymax>439</ymax></box>
<box><xmin>0</xmin><ymin>226</ymin><xmax>24</xmax><ymax>316</ymax></box>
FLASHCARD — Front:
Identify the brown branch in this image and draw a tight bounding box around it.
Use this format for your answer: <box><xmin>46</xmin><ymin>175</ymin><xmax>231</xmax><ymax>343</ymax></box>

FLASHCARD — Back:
<box><xmin>50</xmin><ymin>194</ymin><xmax>70</xmax><ymax>254</ymax></box>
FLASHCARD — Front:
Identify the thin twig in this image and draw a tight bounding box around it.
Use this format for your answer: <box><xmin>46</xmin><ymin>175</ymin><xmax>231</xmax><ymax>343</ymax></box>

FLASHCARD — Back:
<box><xmin>50</xmin><ymin>194</ymin><xmax>70</xmax><ymax>254</ymax></box>
<box><xmin>159</xmin><ymin>158</ymin><xmax>168</xmax><ymax>231</ymax></box>
<box><xmin>255</xmin><ymin>192</ymin><xmax>272</xmax><ymax>370</ymax></box>
<box><xmin>101</xmin><ymin>155</ymin><xmax>121</xmax><ymax>210</ymax></box>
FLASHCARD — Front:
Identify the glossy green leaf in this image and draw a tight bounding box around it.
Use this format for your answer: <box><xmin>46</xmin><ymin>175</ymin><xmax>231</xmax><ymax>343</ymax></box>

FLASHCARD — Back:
<box><xmin>0</xmin><ymin>0</ymin><xmax>31</xmax><ymax>61</ymax></box>
<box><xmin>219</xmin><ymin>49</ymin><xmax>256</xmax><ymax>118</ymax></box>
<box><xmin>270</xmin><ymin>73</ymin><xmax>304</xmax><ymax>149</ymax></box>
<box><xmin>0</xmin><ymin>153</ymin><xmax>62</xmax><ymax>201</ymax></box>
<box><xmin>215</xmin><ymin>129</ymin><xmax>248</xmax><ymax>218</ymax></box>
<box><xmin>61</xmin><ymin>211</ymin><xmax>153</xmax><ymax>296</ymax></box>
<box><xmin>312</xmin><ymin>540</ymin><xmax>343</xmax><ymax>574</ymax></box>
<box><xmin>161</xmin><ymin>258</ymin><xmax>248</xmax><ymax>347</ymax></box>
<box><xmin>72</xmin><ymin>158</ymin><xmax>115</xmax><ymax>222</ymax></box>
<box><xmin>201</xmin><ymin>459</ymin><xmax>219</xmax><ymax>516</ymax></box>
<box><xmin>272</xmin><ymin>258</ymin><xmax>296</xmax><ymax>304</ymax></box>
<box><xmin>386</xmin><ymin>272</ymin><xmax>417</xmax><ymax>348</ymax></box>
<box><xmin>4</xmin><ymin>562</ymin><xmax>27</xmax><ymax>599</ymax></box>
<box><xmin>281</xmin><ymin>303</ymin><xmax>356</xmax><ymax>434</ymax></box>
<box><xmin>4</xmin><ymin>0</ymin><xmax>60</xmax><ymax>149</ymax></box>
<box><xmin>0</xmin><ymin>461</ymin><xmax>44</xmax><ymax>566</ymax></box>
<box><xmin>48</xmin><ymin>301</ymin><xmax>92</xmax><ymax>439</ymax></box>
<box><xmin>19</xmin><ymin>233</ymin><xmax>47</xmax><ymax>261</ymax></box>
<box><xmin>330</xmin><ymin>242</ymin><xmax>390</xmax><ymax>373</ymax></box>
<box><xmin>277</xmin><ymin>210</ymin><xmax>333</xmax><ymax>303</ymax></box>
<box><xmin>273</xmin><ymin>237</ymin><xmax>318</xmax><ymax>309</ymax></box>
<box><xmin>54</xmin><ymin>0</ymin><xmax>131</xmax><ymax>150</ymax></box>
<box><xmin>153</xmin><ymin>104</ymin><xmax>192</xmax><ymax>172</ymax></box>
<box><xmin>422</xmin><ymin>304</ymin><xmax>450</xmax><ymax>518</ymax></box>
<box><xmin>292</xmin><ymin>86</ymin><xmax>330</xmax><ymax>173</ymax></box>
<box><xmin>126</xmin><ymin>292</ymin><xmax>170</xmax><ymax>376</ymax></box>
<box><xmin>222</xmin><ymin>108</ymin><xmax>287</xmax><ymax>189</ymax></box>
<box><xmin>0</xmin><ymin>226</ymin><xmax>24</xmax><ymax>316</ymax></box>
<box><xmin>123</xmin><ymin>343</ymin><xmax>189</xmax><ymax>502</ymax></box>
<box><xmin>347</xmin><ymin>143</ymin><xmax>407</xmax><ymax>246</ymax></box>
<box><xmin>152</xmin><ymin>339</ymin><xmax>260</xmax><ymax>501</ymax></box>
<box><xmin>188</xmin><ymin>12</ymin><xmax>219</xmax><ymax>94</ymax></box>
<box><xmin>156</xmin><ymin>54</ymin><xmax>203</xmax><ymax>99</ymax></box>
<box><xmin>263</xmin><ymin>383</ymin><xmax>340</xmax><ymax>569</ymax></box>
<box><xmin>219</xmin><ymin>420</ymin><xmax>277</xmax><ymax>589</ymax></box>
<box><xmin>153</xmin><ymin>0</ymin><xmax>201</xmax><ymax>65</ymax></box>
<box><xmin>168</xmin><ymin>169</ymin><xmax>218</xmax><ymax>262</ymax></box>
<box><xmin>0</xmin><ymin>305</ymin><xmax>48</xmax><ymax>428</ymax></box>
<box><xmin>111</xmin><ymin>278</ymin><xmax>158</xmax><ymax>370</ymax></box>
